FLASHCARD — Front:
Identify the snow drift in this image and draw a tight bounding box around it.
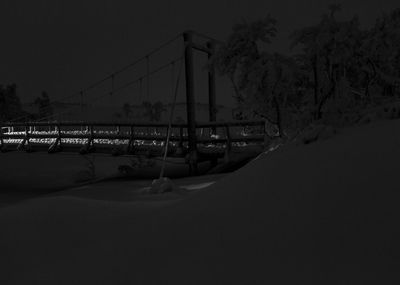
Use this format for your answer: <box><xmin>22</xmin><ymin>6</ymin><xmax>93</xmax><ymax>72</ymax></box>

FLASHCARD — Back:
<box><xmin>0</xmin><ymin>119</ymin><xmax>399</xmax><ymax>284</ymax></box>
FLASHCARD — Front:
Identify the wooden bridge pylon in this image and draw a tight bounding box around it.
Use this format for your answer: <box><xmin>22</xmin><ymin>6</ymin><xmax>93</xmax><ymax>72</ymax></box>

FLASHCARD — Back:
<box><xmin>183</xmin><ymin>31</ymin><xmax>218</xmax><ymax>173</ymax></box>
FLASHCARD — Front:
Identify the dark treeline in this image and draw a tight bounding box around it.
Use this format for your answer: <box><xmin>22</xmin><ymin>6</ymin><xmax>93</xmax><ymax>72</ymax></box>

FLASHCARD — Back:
<box><xmin>0</xmin><ymin>84</ymin><xmax>52</xmax><ymax>122</ymax></box>
<box><xmin>116</xmin><ymin>101</ymin><xmax>166</xmax><ymax>122</ymax></box>
<box><xmin>0</xmin><ymin>84</ymin><xmax>24</xmax><ymax>122</ymax></box>
<box><xmin>213</xmin><ymin>4</ymin><xmax>400</xmax><ymax>137</ymax></box>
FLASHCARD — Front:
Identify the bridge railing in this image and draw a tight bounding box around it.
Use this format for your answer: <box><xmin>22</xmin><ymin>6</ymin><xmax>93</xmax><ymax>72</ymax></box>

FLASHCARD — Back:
<box><xmin>0</xmin><ymin>120</ymin><xmax>269</xmax><ymax>155</ymax></box>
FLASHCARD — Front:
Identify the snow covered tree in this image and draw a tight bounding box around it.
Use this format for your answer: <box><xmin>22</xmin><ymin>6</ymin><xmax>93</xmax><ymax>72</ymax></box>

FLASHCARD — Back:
<box><xmin>362</xmin><ymin>8</ymin><xmax>400</xmax><ymax>99</ymax></box>
<box><xmin>214</xmin><ymin>5</ymin><xmax>400</xmax><ymax>136</ymax></box>
<box><xmin>214</xmin><ymin>15</ymin><xmax>311</xmax><ymax>136</ymax></box>
<box><xmin>34</xmin><ymin>91</ymin><xmax>53</xmax><ymax>120</ymax></box>
<box><xmin>142</xmin><ymin>101</ymin><xmax>166</xmax><ymax>122</ymax></box>
<box><xmin>213</xmin><ymin>16</ymin><xmax>277</xmax><ymax>103</ymax></box>
<box><xmin>291</xmin><ymin>4</ymin><xmax>364</xmax><ymax>120</ymax></box>
<box><xmin>241</xmin><ymin>52</ymin><xmax>304</xmax><ymax>136</ymax></box>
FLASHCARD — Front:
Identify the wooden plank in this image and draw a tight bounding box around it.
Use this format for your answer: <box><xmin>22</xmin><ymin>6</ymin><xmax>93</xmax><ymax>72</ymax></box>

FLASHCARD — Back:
<box><xmin>3</xmin><ymin>120</ymin><xmax>266</xmax><ymax>129</ymax></box>
<box><xmin>3</xmin><ymin>121</ymin><xmax>187</xmax><ymax>128</ymax></box>
<box><xmin>196</xmin><ymin>120</ymin><xmax>265</xmax><ymax>128</ymax></box>
<box><xmin>196</xmin><ymin>136</ymin><xmax>264</xmax><ymax>144</ymax></box>
<box><xmin>3</xmin><ymin>133</ymin><xmax>189</xmax><ymax>142</ymax></box>
<box><xmin>3</xmin><ymin>133</ymin><xmax>263</xmax><ymax>142</ymax></box>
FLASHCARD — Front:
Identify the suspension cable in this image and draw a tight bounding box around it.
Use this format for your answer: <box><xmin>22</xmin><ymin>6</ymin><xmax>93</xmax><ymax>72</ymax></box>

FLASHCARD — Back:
<box><xmin>11</xmin><ymin>33</ymin><xmax>183</xmax><ymax>123</ymax></box>
<box><xmin>10</xmin><ymin>31</ymin><xmax>219</xmax><ymax>123</ymax></box>
<box><xmin>37</xmin><ymin>56</ymin><xmax>184</xmax><ymax>122</ymax></box>
<box><xmin>81</xmin><ymin>32</ymin><xmax>182</xmax><ymax>94</ymax></box>
<box><xmin>146</xmin><ymin>55</ymin><xmax>150</xmax><ymax>100</ymax></box>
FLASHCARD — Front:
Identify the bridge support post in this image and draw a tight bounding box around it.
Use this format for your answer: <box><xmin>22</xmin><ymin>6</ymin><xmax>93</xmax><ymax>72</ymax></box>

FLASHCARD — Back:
<box><xmin>17</xmin><ymin>125</ymin><xmax>32</xmax><ymax>152</ymax></box>
<box><xmin>0</xmin><ymin>124</ymin><xmax>4</xmax><ymax>152</ymax></box>
<box><xmin>183</xmin><ymin>31</ymin><xmax>198</xmax><ymax>175</ymax></box>
<box><xmin>224</xmin><ymin>125</ymin><xmax>232</xmax><ymax>163</ymax></box>
<box><xmin>125</xmin><ymin>126</ymin><xmax>135</xmax><ymax>154</ymax></box>
<box><xmin>48</xmin><ymin>124</ymin><xmax>63</xmax><ymax>153</ymax></box>
<box><xmin>207</xmin><ymin>41</ymin><xmax>218</xmax><ymax>167</ymax></box>
<box><xmin>79</xmin><ymin>125</ymin><xmax>95</xmax><ymax>154</ymax></box>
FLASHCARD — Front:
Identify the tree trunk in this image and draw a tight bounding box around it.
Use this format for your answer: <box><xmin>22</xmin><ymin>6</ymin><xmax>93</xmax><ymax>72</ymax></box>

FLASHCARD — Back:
<box><xmin>364</xmin><ymin>71</ymin><xmax>371</xmax><ymax>102</ymax></box>
<box><xmin>317</xmin><ymin>81</ymin><xmax>336</xmax><ymax>118</ymax></box>
<box><xmin>364</xmin><ymin>58</ymin><xmax>377</xmax><ymax>103</ymax></box>
<box><xmin>312</xmin><ymin>55</ymin><xmax>319</xmax><ymax>119</ymax></box>
<box><xmin>273</xmin><ymin>97</ymin><xmax>283</xmax><ymax>137</ymax></box>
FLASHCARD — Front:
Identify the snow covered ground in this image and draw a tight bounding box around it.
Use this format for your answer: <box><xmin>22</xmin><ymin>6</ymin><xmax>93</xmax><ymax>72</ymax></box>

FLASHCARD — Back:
<box><xmin>0</xmin><ymin>119</ymin><xmax>399</xmax><ymax>284</ymax></box>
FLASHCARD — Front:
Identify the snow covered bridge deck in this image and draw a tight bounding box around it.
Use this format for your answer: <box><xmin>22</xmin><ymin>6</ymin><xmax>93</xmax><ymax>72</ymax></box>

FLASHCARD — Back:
<box><xmin>0</xmin><ymin>120</ymin><xmax>268</xmax><ymax>160</ymax></box>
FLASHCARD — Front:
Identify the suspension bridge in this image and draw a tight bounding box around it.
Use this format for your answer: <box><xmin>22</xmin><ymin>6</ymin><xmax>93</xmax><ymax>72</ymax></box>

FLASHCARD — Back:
<box><xmin>0</xmin><ymin>31</ymin><xmax>270</xmax><ymax>174</ymax></box>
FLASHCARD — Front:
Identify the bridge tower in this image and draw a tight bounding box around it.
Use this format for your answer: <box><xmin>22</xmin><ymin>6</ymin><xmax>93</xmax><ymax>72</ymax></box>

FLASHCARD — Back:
<box><xmin>183</xmin><ymin>30</ymin><xmax>217</xmax><ymax>174</ymax></box>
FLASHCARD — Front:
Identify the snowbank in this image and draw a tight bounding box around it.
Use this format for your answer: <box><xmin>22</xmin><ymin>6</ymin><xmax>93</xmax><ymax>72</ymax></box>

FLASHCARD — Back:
<box><xmin>0</xmin><ymin>119</ymin><xmax>399</xmax><ymax>284</ymax></box>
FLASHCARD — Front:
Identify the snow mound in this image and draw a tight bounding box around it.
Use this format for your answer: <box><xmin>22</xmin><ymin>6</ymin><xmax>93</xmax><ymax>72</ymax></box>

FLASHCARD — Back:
<box><xmin>296</xmin><ymin>123</ymin><xmax>337</xmax><ymax>144</ymax></box>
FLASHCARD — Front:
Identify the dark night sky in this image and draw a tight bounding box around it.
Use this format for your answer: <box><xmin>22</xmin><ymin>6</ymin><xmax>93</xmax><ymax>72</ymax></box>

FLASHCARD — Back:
<box><xmin>0</xmin><ymin>0</ymin><xmax>398</xmax><ymax>109</ymax></box>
